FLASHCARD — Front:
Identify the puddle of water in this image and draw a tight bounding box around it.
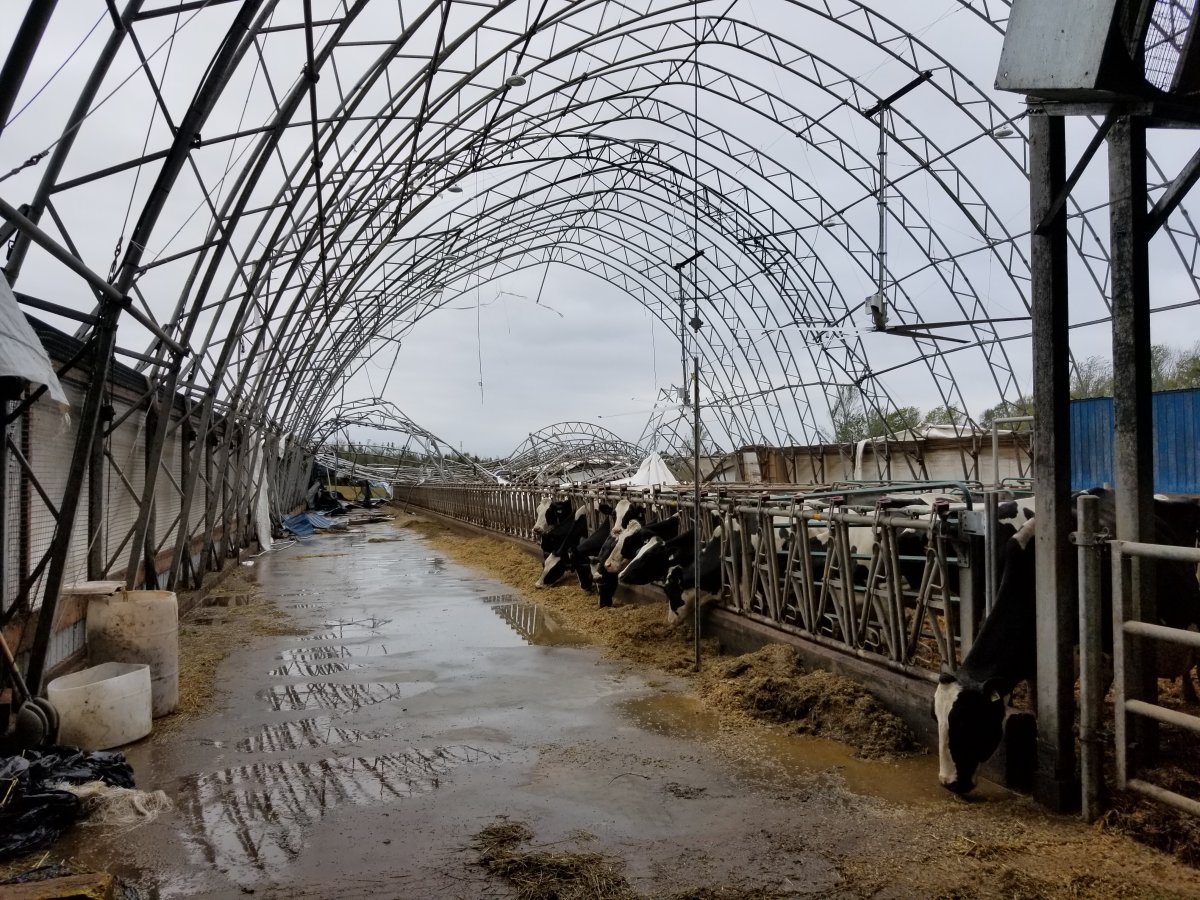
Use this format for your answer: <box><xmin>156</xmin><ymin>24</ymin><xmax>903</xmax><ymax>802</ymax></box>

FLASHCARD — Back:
<box><xmin>618</xmin><ymin>694</ymin><xmax>1000</xmax><ymax>807</ymax></box>
<box><xmin>487</xmin><ymin>599</ymin><xmax>589</xmax><ymax>647</ymax></box>
<box><xmin>321</xmin><ymin>616</ymin><xmax>393</xmax><ymax>632</ymax></box>
<box><xmin>268</xmin><ymin>660</ymin><xmax>363</xmax><ymax>677</ymax></box>
<box><xmin>258</xmin><ymin>682</ymin><xmax>429</xmax><ymax>712</ymax></box>
<box><xmin>235</xmin><ymin>716</ymin><xmax>381</xmax><ymax>753</ymax></box>
<box><xmin>176</xmin><ymin>746</ymin><xmax>497</xmax><ymax>883</ymax></box>
<box><xmin>481</xmin><ymin>593</ymin><xmax>518</xmax><ymax>604</ymax></box>
<box><xmin>277</xmin><ymin>644</ymin><xmax>391</xmax><ymax>663</ymax></box>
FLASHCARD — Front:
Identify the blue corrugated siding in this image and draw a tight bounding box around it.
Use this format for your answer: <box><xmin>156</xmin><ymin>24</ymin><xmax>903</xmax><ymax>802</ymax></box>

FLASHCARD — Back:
<box><xmin>1154</xmin><ymin>390</ymin><xmax>1200</xmax><ymax>493</ymax></box>
<box><xmin>1067</xmin><ymin>389</ymin><xmax>1200</xmax><ymax>493</ymax></box>
<box><xmin>1070</xmin><ymin>397</ymin><xmax>1115</xmax><ymax>491</ymax></box>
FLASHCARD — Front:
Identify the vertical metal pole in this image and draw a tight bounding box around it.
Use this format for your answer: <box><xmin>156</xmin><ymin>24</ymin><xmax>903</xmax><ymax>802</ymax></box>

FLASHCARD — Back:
<box><xmin>983</xmin><ymin>490</ymin><xmax>998</xmax><ymax>614</ymax></box>
<box><xmin>27</xmin><ymin>302</ymin><xmax>120</xmax><ymax>694</ymax></box>
<box><xmin>1108</xmin><ymin>115</ymin><xmax>1157</xmax><ymax>762</ymax></box>
<box><xmin>0</xmin><ymin>0</ymin><xmax>60</xmax><ymax>141</ymax></box>
<box><xmin>1077</xmin><ymin>493</ymin><xmax>1103</xmax><ymax>822</ymax></box>
<box><xmin>1029</xmin><ymin>106</ymin><xmax>1077</xmax><ymax>811</ymax></box>
<box><xmin>0</xmin><ymin>380</ymin><xmax>14</xmax><ymax>610</ymax></box>
<box><xmin>992</xmin><ymin>421</ymin><xmax>1000</xmax><ymax>488</ymax></box>
<box><xmin>1112</xmin><ymin>543</ymin><xmax>1132</xmax><ymax>791</ymax></box>
<box><xmin>877</xmin><ymin>110</ymin><xmax>887</xmax><ymax>299</ymax></box>
<box><xmin>140</xmin><ymin>396</ymin><xmax>160</xmax><ymax>589</ymax></box>
<box><xmin>693</xmin><ymin>354</ymin><xmax>702</xmax><ymax>672</ymax></box>
<box><xmin>87</xmin><ymin>403</ymin><xmax>106</xmax><ymax>580</ymax></box>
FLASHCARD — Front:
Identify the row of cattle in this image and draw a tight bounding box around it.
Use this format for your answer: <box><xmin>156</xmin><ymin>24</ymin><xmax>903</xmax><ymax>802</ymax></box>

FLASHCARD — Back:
<box><xmin>532</xmin><ymin>496</ymin><xmax>722</xmax><ymax>625</ymax></box>
<box><xmin>531</xmin><ymin>490</ymin><xmax>971</xmax><ymax>626</ymax></box>
<box><xmin>530</xmin><ymin>488</ymin><xmax>1200</xmax><ymax>796</ymax></box>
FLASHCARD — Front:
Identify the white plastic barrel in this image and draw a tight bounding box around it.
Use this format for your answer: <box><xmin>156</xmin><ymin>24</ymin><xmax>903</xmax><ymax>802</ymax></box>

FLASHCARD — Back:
<box><xmin>47</xmin><ymin>662</ymin><xmax>152</xmax><ymax>750</ymax></box>
<box><xmin>86</xmin><ymin>590</ymin><xmax>179</xmax><ymax>717</ymax></box>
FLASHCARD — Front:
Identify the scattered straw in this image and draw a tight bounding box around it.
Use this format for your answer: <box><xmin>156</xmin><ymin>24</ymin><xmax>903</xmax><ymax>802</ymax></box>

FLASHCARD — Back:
<box><xmin>53</xmin><ymin>781</ymin><xmax>172</xmax><ymax>828</ymax></box>
<box><xmin>699</xmin><ymin>644</ymin><xmax>917</xmax><ymax>759</ymax></box>
<box><xmin>474</xmin><ymin>819</ymin><xmax>635</xmax><ymax>900</ymax></box>
<box><xmin>1100</xmin><ymin>766</ymin><xmax>1200</xmax><ymax>866</ymax></box>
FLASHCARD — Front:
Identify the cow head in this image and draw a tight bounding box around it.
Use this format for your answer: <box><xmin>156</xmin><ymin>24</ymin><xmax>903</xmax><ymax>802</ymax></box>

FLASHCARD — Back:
<box><xmin>664</xmin><ymin>566</ymin><xmax>688</xmax><ymax>627</ymax></box>
<box><xmin>603</xmin><ymin>520</ymin><xmax>643</xmax><ymax>573</ymax></box>
<box><xmin>532</xmin><ymin>496</ymin><xmax>553</xmax><ymax>536</ymax></box>
<box><xmin>537</xmin><ymin>551</ymin><xmax>570</xmax><ymax>588</ymax></box>
<box><xmin>611</xmin><ymin>499</ymin><xmax>645</xmax><ymax>536</ymax></box>
<box><xmin>536</xmin><ymin>499</ymin><xmax>572</xmax><ymax>536</ymax></box>
<box><xmin>618</xmin><ymin>535</ymin><xmax>667</xmax><ymax>585</ymax></box>
<box><xmin>933</xmin><ymin>673</ymin><xmax>1004</xmax><ymax>794</ymax></box>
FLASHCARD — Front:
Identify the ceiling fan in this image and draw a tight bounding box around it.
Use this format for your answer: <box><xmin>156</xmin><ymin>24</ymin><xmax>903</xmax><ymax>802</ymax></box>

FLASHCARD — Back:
<box><xmin>780</xmin><ymin>295</ymin><xmax>1028</xmax><ymax>344</ymax></box>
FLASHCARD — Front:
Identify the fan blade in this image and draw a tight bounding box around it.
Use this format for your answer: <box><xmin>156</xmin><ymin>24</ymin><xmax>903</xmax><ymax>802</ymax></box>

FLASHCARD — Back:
<box><xmin>883</xmin><ymin>326</ymin><xmax>969</xmax><ymax>344</ymax></box>
<box><xmin>892</xmin><ymin>316</ymin><xmax>1028</xmax><ymax>330</ymax></box>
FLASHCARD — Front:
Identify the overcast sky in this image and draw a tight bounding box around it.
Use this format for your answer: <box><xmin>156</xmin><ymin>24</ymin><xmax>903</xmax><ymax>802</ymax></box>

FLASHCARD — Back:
<box><xmin>3</xmin><ymin>2</ymin><xmax>1200</xmax><ymax>459</ymax></box>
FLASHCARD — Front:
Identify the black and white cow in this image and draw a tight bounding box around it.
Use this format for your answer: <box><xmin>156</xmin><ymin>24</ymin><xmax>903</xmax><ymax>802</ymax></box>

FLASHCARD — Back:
<box><xmin>933</xmin><ymin>516</ymin><xmax>1038</xmax><ymax>794</ymax></box>
<box><xmin>533</xmin><ymin>497</ymin><xmax>574</xmax><ymax>544</ymax></box>
<box><xmin>619</xmin><ymin>529</ymin><xmax>697</xmax><ymax>586</ymax></box>
<box><xmin>933</xmin><ymin>492</ymin><xmax>1200</xmax><ymax>794</ymax></box>
<box><xmin>663</xmin><ymin>525</ymin><xmax>730</xmax><ymax>627</ymax></box>
<box><xmin>602</xmin><ymin>515</ymin><xmax>682</xmax><ymax>574</ymax></box>
<box><xmin>538</xmin><ymin>501</ymin><xmax>615</xmax><ymax>589</ymax></box>
<box><xmin>537</xmin><ymin>506</ymin><xmax>591</xmax><ymax>587</ymax></box>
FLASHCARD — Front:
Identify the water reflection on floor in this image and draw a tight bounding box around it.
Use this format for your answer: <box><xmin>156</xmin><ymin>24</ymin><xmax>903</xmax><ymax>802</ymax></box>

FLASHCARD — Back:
<box><xmin>177</xmin><ymin>746</ymin><xmax>496</xmax><ymax>885</ymax></box>
<box><xmin>617</xmin><ymin>693</ymin><xmax>1001</xmax><ymax>806</ymax></box>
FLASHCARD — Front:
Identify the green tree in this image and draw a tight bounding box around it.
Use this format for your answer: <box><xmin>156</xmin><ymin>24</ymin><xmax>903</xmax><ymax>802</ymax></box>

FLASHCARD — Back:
<box><xmin>978</xmin><ymin>395</ymin><xmax>1035</xmax><ymax>428</ymax></box>
<box><xmin>866</xmin><ymin>405</ymin><xmax>923</xmax><ymax>436</ymax></box>
<box><xmin>1070</xmin><ymin>355</ymin><xmax>1113</xmax><ymax>399</ymax></box>
<box><xmin>922</xmin><ymin>404</ymin><xmax>963</xmax><ymax>426</ymax></box>
<box><xmin>829</xmin><ymin>385</ymin><xmax>867</xmax><ymax>443</ymax></box>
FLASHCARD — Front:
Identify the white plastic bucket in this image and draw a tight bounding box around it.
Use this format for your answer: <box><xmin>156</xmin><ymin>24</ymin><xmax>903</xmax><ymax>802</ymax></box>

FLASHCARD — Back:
<box><xmin>86</xmin><ymin>590</ymin><xmax>179</xmax><ymax>717</ymax></box>
<box><xmin>47</xmin><ymin>662</ymin><xmax>152</xmax><ymax>750</ymax></box>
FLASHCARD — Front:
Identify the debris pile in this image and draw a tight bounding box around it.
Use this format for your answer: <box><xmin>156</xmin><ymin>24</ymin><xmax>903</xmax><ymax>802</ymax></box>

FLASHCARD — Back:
<box><xmin>0</xmin><ymin>747</ymin><xmax>138</xmax><ymax>858</ymax></box>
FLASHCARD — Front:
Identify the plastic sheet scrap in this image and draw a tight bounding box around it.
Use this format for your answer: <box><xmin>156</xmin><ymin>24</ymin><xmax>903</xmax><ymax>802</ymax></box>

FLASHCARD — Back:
<box><xmin>282</xmin><ymin>510</ymin><xmax>348</xmax><ymax>537</ymax></box>
<box><xmin>0</xmin><ymin>747</ymin><xmax>135</xmax><ymax>859</ymax></box>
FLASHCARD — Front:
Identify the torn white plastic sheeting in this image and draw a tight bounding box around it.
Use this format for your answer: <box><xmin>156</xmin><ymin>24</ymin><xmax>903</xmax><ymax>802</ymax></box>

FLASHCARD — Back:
<box><xmin>608</xmin><ymin>452</ymin><xmax>679</xmax><ymax>487</ymax></box>
<box><xmin>253</xmin><ymin>440</ymin><xmax>273</xmax><ymax>552</ymax></box>
<box><xmin>0</xmin><ymin>273</ymin><xmax>69</xmax><ymax>409</ymax></box>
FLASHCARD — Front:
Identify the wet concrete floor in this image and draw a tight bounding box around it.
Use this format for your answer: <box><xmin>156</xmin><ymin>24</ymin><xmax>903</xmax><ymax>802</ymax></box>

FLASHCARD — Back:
<box><xmin>68</xmin><ymin>524</ymin><xmax>995</xmax><ymax>898</ymax></box>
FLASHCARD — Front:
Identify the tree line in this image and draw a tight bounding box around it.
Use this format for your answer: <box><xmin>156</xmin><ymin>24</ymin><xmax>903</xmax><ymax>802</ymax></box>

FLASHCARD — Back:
<box><xmin>828</xmin><ymin>343</ymin><xmax>1200</xmax><ymax>443</ymax></box>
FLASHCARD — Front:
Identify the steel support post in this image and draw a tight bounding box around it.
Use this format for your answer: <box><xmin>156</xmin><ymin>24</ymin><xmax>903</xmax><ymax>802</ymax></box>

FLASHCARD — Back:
<box><xmin>26</xmin><ymin>301</ymin><xmax>120</xmax><ymax>694</ymax></box>
<box><xmin>1109</xmin><ymin>115</ymin><xmax>1158</xmax><ymax>762</ymax></box>
<box><xmin>86</xmin><ymin>398</ymin><xmax>108</xmax><ymax>580</ymax></box>
<box><xmin>0</xmin><ymin>379</ymin><xmax>17</xmax><ymax>611</ymax></box>
<box><xmin>1076</xmin><ymin>493</ymin><xmax>1104</xmax><ymax>822</ymax></box>
<box><xmin>140</xmin><ymin>396</ymin><xmax>160</xmax><ymax>589</ymax></box>
<box><xmin>1029</xmin><ymin>108</ymin><xmax>1077</xmax><ymax>812</ymax></box>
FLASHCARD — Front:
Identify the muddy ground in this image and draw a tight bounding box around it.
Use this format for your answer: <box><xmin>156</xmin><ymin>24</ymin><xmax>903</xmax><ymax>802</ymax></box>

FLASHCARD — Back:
<box><xmin>16</xmin><ymin>513</ymin><xmax>1200</xmax><ymax>898</ymax></box>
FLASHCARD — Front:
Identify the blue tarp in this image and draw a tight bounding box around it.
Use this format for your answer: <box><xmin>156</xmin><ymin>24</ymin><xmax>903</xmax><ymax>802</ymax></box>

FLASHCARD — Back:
<box><xmin>282</xmin><ymin>513</ymin><xmax>315</xmax><ymax>536</ymax></box>
<box><xmin>281</xmin><ymin>511</ymin><xmax>343</xmax><ymax>536</ymax></box>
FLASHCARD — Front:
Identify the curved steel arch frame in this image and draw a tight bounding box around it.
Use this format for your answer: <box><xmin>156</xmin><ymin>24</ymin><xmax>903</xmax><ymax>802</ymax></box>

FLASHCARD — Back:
<box><xmin>1</xmin><ymin>4</ymin><xmax>1197</xmax><ymax>615</ymax></box>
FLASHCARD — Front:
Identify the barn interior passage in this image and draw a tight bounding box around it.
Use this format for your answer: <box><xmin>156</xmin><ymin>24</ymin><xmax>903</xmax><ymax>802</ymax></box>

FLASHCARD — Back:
<box><xmin>49</xmin><ymin>519</ymin><xmax>1200</xmax><ymax>898</ymax></box>
<box><xmin>4</xmin><ymin>0</ymin><xmax>1200</xmax><ymax>885</ymax></box>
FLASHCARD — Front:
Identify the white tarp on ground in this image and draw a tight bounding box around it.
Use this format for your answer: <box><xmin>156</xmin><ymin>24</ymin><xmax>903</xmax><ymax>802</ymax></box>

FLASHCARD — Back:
<box><xmin>609</xmin><ymin>452</ymin><xmax>679</xmax><ymax>487</ymax></box>
<box><xmin>0</xmin><ymin>273</ymin><xmax>69</xmax><ymax>409</ymax></box>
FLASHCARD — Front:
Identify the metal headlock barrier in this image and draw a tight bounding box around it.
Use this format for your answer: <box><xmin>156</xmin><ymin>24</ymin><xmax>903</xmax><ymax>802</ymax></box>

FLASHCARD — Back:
<box><xmin>397</xmin><ymin>482</ymin><xmax>990</xmax><ymax>680</ymax></box>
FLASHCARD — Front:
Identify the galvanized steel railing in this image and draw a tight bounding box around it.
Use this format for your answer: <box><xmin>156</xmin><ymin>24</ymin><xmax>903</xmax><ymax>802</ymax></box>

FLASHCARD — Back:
<box><xmin>396</xmin><ymin>483</ymin><xmax>980</xmax><ymax>680</ymax></box>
